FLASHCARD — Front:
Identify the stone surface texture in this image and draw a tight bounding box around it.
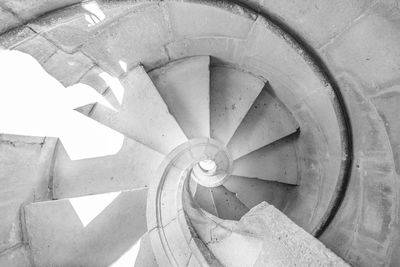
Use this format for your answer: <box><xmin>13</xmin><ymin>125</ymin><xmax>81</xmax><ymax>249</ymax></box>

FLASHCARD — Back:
<box><xmin>90</xmin><ymin>65</ymin><xmax>188</xmax><ymax>155</ymax></box>
<box><xmin>53</xmin><ymin>137</ymin><xmax>164</xmax><ymax>199</ymax></box>
<box><xmin>149</xmin><ymin>56</ymin><xmax>211</xmax><ymax>139</ymax></box>
<box><xmin>0</xmin><ymin>0</ymin><xmax>399</xmax><ymax>266</ymax></box>
<box><xmin>0</xmin><ymin>6</ymin><xmax>21</xmax><ymax>34</ymax></box>
<box><xmin>25</xmin><ymin>189</ymin><xmax>147</xmax><ymax>267</ymax></box>
<box><xmin>232</xmin><ymin>137</ymin><xmax>298</xmax><ymax>184</ymax></box>
<box><xmin>210</xmin><ymin>65</ymin><xmax>264</xmax><ymax>145</ymax></box>
<box><xmin>227</xmin><ymin>87</ymin><xmax>299</xmax><ymax>160</ymax></box>
<box><xmin>191</xmin><ymin>202</ymin><xmax>348</xmax><ymax>267</ymax></box>
<box><xmin>0</xmin><ymin>135</ymin><xmax>57</xmax><ymax>252</ymax></box>
<box><xmin>0</xmin><ymin>246</ymin><xmax>32</xmax><ymax>267</ymax></box>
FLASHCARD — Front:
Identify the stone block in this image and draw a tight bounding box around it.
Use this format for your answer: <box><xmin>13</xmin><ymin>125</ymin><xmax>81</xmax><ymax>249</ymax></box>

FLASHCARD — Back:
<box><xmin>2</xmin><ymin>0</ymin><xmax>81</xmax><ymax>21</ymax></box>
<box><xmin>29</xmin><ymin>5</ymin><xmax>96</xmax><ymax>53</ymax></box>
<box><xmin>372</xmin><ymin>89</ymin><xmax>400</xmax><ymax>173</ymax></box>
<box><xmin>53</xmin><ymin>137</ymin><xmax>164</xmax><ymax>199</ymax></box>
<box><xmin>166</xmin><ymin>1</ymin><xmax>255</xmax><ymax>39</ymax></box>
<box><xmin>148</xmin><ymin>227</ymin><xmax>171</xmax><ymax>266</ymax></box>
<box><xmin>14</xmin><ymin>35</ymin><xmax>57</xmax><ymax>64</ymax></box>
<box><xmin>227</xmin><ymin>87</ymin><xmax>299</xmax><ymax>160</ymax></box>
<box><xmin>0</xmin><ymin>7</ymin><xmax>20</xmax><ymax>34</ymax></box>
<box><xmin>0</xmin><ymin>135</ymin><xmax>57</xmax><ymax>251</ymax></box>
<box><xmin>232</xmin><ymin>138</ymin><xmax>298</xmax><ymax>185</ymax></box>
<box><xmin>223</xmin><ymin>175</ymin><xmax>291</xmax><ymax>211</ymax></box>
<box><xmin>319</xmin><ymin>75</ymin><xmax>398</xmax><ymax>266</ymax></box>
<box><xmin>163</xmin><ymin>219</ymin><xmax>192</xmax><ymax>265</ymax></box>
<box><xmin>90</xmin><ymin>66</ymin><xmax>187</xmax><ymax>155</ymax></box>
<box><xmin>300</xmin><ymin>88</ymin><xmax>343</xmax><ymax>158</ymax></box>
<box><xmin>209</xmin><ymin>232</ymin><xmax>262</xmax><ymax>267</ymax></box>
<box><xmin>210</xmin><ymin>65</ymin><xmax>264</xmax><ymax>145</ymax></box>
<box><xmin>149</xmin><ymin>56</ymin><xmax>211</xmax><ymax>139</ymax></box>
<box><xmin>159</xmin><ymin>166</ymin><xmax>185</xmax><ymax>226</ymax></box>
<box><xmin>167</xmin><ymin>37</ymin><xmax>246</xmax><ymax>64</ymax></box>
<box><xmin>82</xmin><ymin>4</ymin><xmax>170</xmax><ymax>76</ymax></box>
<box><xmin>237</xmin><ymin>202</ymin><xmax>349</xmax><ymax>266</ymax></box>
<box><xmin>210</xmin><ymin>186</ymin><xmax>249</xmax><ymax>221</ymax></box>
<box><xmin>321</xmin><ymin>155</ymin><xmax>397</xmax><ymax>267</ymax></box>
<box><xmin>241</xmin><ymin>17</ymin><xmax>324</xmax><ymax>98</ymax></box>
<box><xmin>25</xmin><ymin>189</ymin><xmax>148</xmax><ymax>267</ymax></box>
<box><xmin>0</xmin><ymin>27</ymin><xmax>35</xmax><ymax>49</ymax></box>
<box><xmin>322</xmin><ymin>3</ymin><xmax>400</xmax><ymax>96</ymax></box>
<box><xmin>339</xmin><ymin>74</ymin><xmax>393</xmax><ymax>155</ymax></box>
<box><xmin>42</xmin><ymin>50</ymin><xmax>93</xmax><ymax>87</ymax></box>
<box><xmin>194</xmin><ymin>186</ymin><xmax>218</xmax><ymax>217</ymax></box>
<box><xmin>0</xmin><ymin>246</ymin><xmax>31</xmax><ymax>267</ymax></box>
<box><xmin>29</xmin><ymin>1</ymin><xmax>143</xmax><ymax>53</ymax></box>
<box><xmin>238</xmin><ymin>0</ymin><xmax>375</xmax><ymax>48</ymax></box>
<box><xmin>133</xmin><ymin>233</ymin><xmax>158</xmax><ymax>267</ymax></box>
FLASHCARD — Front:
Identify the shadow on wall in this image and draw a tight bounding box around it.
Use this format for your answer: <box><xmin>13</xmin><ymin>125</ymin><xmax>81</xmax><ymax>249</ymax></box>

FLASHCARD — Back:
<box><xmin>0</xmin><ymin>49</ymin><xmax>124</xmax><ymax>160</ymax></box>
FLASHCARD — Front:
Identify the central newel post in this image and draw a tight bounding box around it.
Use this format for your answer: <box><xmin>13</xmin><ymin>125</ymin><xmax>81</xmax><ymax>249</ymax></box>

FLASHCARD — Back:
<box><xmin>147</xmin><ymin>138</ymin><xmax>232</xmax><ymax>267</ymax></box>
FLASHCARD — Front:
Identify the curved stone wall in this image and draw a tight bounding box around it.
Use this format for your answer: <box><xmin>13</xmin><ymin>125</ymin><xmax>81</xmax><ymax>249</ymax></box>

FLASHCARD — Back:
<box><xmin>233</xmin><ymin>1</ymin><xmax>400</xmax><ymax>265</ymax></box>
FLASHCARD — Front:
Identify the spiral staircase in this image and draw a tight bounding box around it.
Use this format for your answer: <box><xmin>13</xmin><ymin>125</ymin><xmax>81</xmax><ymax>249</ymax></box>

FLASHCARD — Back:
<box><xmin>1</xmin><ymin>0</ymin><xmax>400</xmax><ymax>266</ymax></box>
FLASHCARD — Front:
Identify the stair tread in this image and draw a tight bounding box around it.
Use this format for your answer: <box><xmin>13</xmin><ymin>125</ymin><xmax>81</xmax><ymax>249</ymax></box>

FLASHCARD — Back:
<box><xmin>53</xmin><ymin>136</ymin><xmax>164</xmax><ymax>199</ymax></box>
<box><xmin>149</xmin><ymin>56</ymin><xmax>210</xmax><ymax>139</ymax></box>
<box><xmin>227</xmin><ymin>86</ymin><xmax>299</xmax><ymax>160</ymax></box>
<box><xmin>194</xmin><ymin>185</ymin><xmax>219</xmax><ymax>217</ymax></box>
<box><xmin>90</xmin><ymin>65</ymin><xmax>187</xmax><ymax>155</ymax></box>
<box><xmin>223</xmin><ymin>175</ymin><xmax>293</xmax><ymax>211</ymax></box>
<box><xmin>210</xmin><ymin>66</ymin><xmax>264</xmax><ymax>144</ymax></box>
<box><xmin>210</xmin><ymin>185</ymin><xmax>249</xmax><ymax>221</ymax></box>
<box><xmin>24</xmin><ymin>189</ymin><xmax>147</xmax><ymax>267</ymax></box>
<box><xmin>232</xmin><ymin>136</ymin><xmax>299</xmax><ymax>185</ymax></box>
<box><xmin>133</xmin><ymin>233</ymin><xmax>158</xmax><ymax>267</ymax></box>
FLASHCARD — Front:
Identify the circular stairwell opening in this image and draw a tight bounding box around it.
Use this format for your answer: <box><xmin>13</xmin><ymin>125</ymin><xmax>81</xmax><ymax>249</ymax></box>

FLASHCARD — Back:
<box><xmin>198</xmin><ymin>159</ymin><xmax>217</xmax><ymax>175</ymax></box>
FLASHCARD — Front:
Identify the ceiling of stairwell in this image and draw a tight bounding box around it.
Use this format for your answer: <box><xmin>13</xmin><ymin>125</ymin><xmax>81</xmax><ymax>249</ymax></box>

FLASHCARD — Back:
<box><xmin>0</xmin><ymin>0</ymin><xmax>399</xmax><ymax>266</ymax></box>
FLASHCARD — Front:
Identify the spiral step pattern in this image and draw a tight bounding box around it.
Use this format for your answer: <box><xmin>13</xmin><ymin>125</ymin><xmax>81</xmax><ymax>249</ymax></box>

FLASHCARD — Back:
<box><xmin>0</xmin><ymin>0</ymin><xmax>399</xmax><ymax>266</ymax></box>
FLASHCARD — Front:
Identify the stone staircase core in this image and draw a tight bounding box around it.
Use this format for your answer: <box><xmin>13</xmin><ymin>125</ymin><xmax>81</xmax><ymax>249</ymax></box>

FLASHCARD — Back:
<box><xmin>0</xmin><ymin>0</ymin><xmax>399</xmax><ymax>266</ymax></box>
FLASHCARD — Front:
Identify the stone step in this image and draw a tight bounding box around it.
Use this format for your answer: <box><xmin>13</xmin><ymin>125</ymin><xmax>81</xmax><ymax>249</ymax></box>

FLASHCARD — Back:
<box><xmin>232</xmin><ymin>136</ymin><xmax>299</xmax><ymax>185</ymax></box>
<box><xmin>193</xmin><ymin>185</ymin><xmax>219</xmax><ymax>217</ymax></box>
<box><xmin>0</xmin><ymin>134</ymin><xmax>57</xmax><ymax>253</ymax></box>
<box><xmin>0</xmin><ymin>246</ymin><xmax>31</xmax><ymax>267</ymax></box>
<box><xmin>24</xmin><ymin>189</ymin><xmax>148</xmax><ymax>267</ymax></box>
<box><xmin>53</xmin><ymin>137</ymin><xmax>164</xmax><ymax>199</ymax></box>
<box><xmin>227</xmin><ymin>87</ymin><xmax>299</xmax><ymax>160</ymax></box>
<box><xmin>149</xmin><ymin>56</ymin><xmax>211</xmax><ymax>139</ymax></box>
<box><xmin>210</xmin><ymin>186</ymin><xmax>249</xmax><ymax>221</ymax></box>
<box><xmin>206</xmin><ymin>202</ymin><xmax>348</xmax><ymax>267</ymax></box>
<box><xmin>134</xmin><ymin>233</ymin><xmax>158</xmax><ymax>267</ymax></box>
<box><xmin>90</xmin><ymin>65</ymin><xmax>187</xmax><ymax>155</ymax></box>
<box><xmin>208</xmin><ymin>232</ymin><xmax>262</xmax><ymax>267</ymax></box>
<box><xmin>223</xmin><ymin>175</ymin><xmax>294</xmax><ymax>211</ymax></box>
<box><xmin>210</xmin><ymin>65</ymin><xmax>264</xmax><ymax>145</ymax></box>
